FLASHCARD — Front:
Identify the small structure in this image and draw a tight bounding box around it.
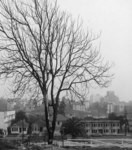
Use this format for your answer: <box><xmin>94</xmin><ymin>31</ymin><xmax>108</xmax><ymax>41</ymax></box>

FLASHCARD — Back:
<box><xmin>11</xmin><ymin>120</ymin><xmax>29</xmax><ymax>135</ymax></box>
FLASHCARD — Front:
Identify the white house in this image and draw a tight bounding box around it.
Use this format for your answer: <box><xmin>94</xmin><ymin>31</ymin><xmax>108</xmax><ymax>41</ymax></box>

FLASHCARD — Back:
<box><xmin>11</xmin><ymin>120</ymin><xmax>29</xmax><ymax>135</ymax></box>
<box><xmin>0</xmin><ymin>110</ymin><xmax>15</xmax><ymax>135</ymax></box>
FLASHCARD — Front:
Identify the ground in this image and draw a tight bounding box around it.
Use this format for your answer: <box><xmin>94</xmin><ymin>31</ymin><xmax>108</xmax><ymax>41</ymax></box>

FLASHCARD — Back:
<box><xmin>1</xmin><ymin>135</ymin><xmax>132</xmax><ymax>150</ymax></box>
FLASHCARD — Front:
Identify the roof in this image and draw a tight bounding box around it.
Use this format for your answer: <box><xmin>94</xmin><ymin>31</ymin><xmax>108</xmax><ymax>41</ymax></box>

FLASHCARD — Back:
<box><xmin>12</xmin><ymin>120</ymin><xmax>29</xmax><ymax>127</ymax></box>
<box><xmin>82</xmin><ymin>119</ymin><xmax>120</xmax><ymax>123</ymax></box>
<box><xmin>27</xmin><ymin>105</ymin><xmax>67</xmax><ymax>121</ymax></box>
<box><xmin>33</xmin><ymin>119</ymin><xmax>45</xmax><ymax>126</ymax></box>
<box><xmin>57</xmin><ymin>114</ymin><xmax>67</xmax><ymax>121</ymax></box>
<box><xmin>29</xmin><ymin>105</ymin><xmax>45</xmax><ymax>115</ymax></box>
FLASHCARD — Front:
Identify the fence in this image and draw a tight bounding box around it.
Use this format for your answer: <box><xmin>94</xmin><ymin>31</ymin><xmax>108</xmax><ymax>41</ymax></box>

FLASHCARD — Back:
<box><xmin>55</xmin><ymin>138</ymin><xmax>132</xmax><ymax>148</ymax></box>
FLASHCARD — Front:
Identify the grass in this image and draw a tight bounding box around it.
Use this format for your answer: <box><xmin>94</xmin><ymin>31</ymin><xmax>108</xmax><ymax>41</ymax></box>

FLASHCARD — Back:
<box><xmin>63</xmin><ymin>147</ymin><xmax>131</xmax><ymax>150</ymax></box>
<box><xmin>0</xmin><ymin>139</ymin><xmax>17</xmax><ymax>150</ymax></box>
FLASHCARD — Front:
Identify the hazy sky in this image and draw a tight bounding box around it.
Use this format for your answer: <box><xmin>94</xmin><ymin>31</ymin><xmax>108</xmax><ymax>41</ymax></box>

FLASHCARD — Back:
<box><xmin>57</xmin><ymin>0</ymin><xmax>132</xmax><ymax>101</ymax></box>
<box><xmin>0</xmin><ymin>0</ymin><xmax>132</xmax><ymax>101</ymax></box>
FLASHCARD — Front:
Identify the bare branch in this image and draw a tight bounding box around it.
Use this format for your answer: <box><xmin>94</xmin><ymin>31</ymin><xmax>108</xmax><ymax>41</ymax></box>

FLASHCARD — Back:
<box><xmin>0</xmin><ymin>0</ymin><xmax>112</xmax><ymax>144</ymax></box>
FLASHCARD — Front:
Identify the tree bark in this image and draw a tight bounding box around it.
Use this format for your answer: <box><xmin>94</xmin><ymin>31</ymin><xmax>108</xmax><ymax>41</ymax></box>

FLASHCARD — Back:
<box><xmin>48</xmin><ymin>129</ymin><xmax>54</xmax><ymax>144</ymax></box>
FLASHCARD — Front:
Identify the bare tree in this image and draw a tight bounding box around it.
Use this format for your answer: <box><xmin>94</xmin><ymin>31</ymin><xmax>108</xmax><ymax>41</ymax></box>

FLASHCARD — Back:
<box><xmin>0</xmin><ymin>0</ymin><xmax>112</xmax><ymax>144</ymax></box>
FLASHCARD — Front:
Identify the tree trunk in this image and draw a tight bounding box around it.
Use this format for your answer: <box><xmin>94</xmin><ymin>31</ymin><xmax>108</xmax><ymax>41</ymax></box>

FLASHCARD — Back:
<box><xmin>48</xmin><ymin>130</ymin><xmax>54</xmax><ymax>144</ymax></box>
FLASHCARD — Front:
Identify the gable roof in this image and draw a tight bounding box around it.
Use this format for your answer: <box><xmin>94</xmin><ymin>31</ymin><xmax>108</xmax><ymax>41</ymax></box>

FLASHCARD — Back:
<box><xmin>27</xmin><ymin>105</ymin><xmax>67</xmax><ymax>121</ymax></box>
<box><xmin>12</xmin><ymin>120</ymin><xmax>29</xmax><ymax>127</ymax></box>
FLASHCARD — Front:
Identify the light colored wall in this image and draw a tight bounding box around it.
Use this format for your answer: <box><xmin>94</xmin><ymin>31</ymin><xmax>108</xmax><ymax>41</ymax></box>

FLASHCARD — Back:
<box><xmin>11</xmin><ymin>126</ymin><xmax>20</xmax><ymax>134</ymax></box>
<box><xmin>0</xmin><ymin>111</ymin><xmax>15</xmax><ymax>135</ymax></box>
<box><xmin>84</xmin><ymin>120</ymin><xmax>120</xmax><ymax>136</ymax></box>
<box><xmin>11</xmin><ymin>126</ymin><xmax>28</xmax><ymax>134</ymax></box>
<box><xmin>0</xmin><ymin>112</ymin><xmax>5</xmax><ymax>129</ymax></box>
<box><xmin>4</xmin><ymin>110</ymin><xmax>15</xmax><ymax>123</ymax></box>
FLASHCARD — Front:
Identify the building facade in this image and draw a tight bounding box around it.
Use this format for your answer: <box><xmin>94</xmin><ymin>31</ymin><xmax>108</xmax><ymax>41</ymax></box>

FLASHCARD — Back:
<box><xmin>0</xmin><ymin>110</ymin><xmax>15</xmax><ymax>135</ymax></box>
<box><xmin>82</xmin><ymin>119</ymin><xmax>120</xmax><ymax>136</ymax></box>
<box><xmin>10</xmin><ymin>114</ymin><xmax>66</xmax><ymax>136</ymax></box>
<box><xmin>11</xmin><ymin>120</ymin><xmax>29</xmax><ymax>135</ymax></box>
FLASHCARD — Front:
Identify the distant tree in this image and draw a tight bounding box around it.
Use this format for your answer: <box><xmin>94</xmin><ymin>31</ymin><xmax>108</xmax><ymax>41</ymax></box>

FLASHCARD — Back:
<box><xmin>26</xmin><ymin>114</ymin><xmax>39</xmax><ymax>143</ymax></box>
<box><xmin>108</xmin><ymin>112</ymin><xmax>117</xmax><ymax>120</ymax></box>
<box><xmin>13</xmin><ymin>102</ymin><xmax>24</xmax><ymax>111</ymax></box>
<box><xmin>108</xmin><ymin>112</ymin><xmax>128</xmax><ymax>133</ymax></box>
<box><xmin>89</xmin><ymin>101</ymin><xmax>107</xmax><ymax>116</ymax></box>
<box><xmin>0</xmin><ymin>0</ymin><xmax>112</xmax><ymax>144</ymax></box>
<box><xmin>11</xmin><ymin>110</ymin><xmax>27</xmax><ymax>125</ymax></box>
<box><xmin>0</xmin><ymin>98</ymin><xmax>7</xmax><ymax>111</ymax></box>
<box><xmin>108</xmin><ymin>113</ymin><xmax>125</xmax><ymax>124</ymax></box>
<box><xmin>27</xmin><ymin>114</ymin><xmax>37</xmax><ymax>134</ymax></box>
<box><xmin>61</xmin><ymin>117</ymin><xmax>86</xmax><ymax>138</ymax></box>
<box><xmin>58</xmin><ymin>99</ymin><xmax>66</xmax><ymax>116</ymax></box>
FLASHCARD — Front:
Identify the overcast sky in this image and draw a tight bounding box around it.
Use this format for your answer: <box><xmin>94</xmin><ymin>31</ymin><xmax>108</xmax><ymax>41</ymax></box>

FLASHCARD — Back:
<box><xmin>57</xmin><ymin>0</ymin><xmax>132</xmax><ymax>101</ymax></box>
<box><xmin>0</xmin><ymin>0</ymin><xmax>132</xmax><ymax>101</ymax></box>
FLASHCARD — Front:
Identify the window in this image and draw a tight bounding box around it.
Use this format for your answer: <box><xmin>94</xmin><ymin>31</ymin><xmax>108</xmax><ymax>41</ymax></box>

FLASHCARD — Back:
<box><xmin>12</xmin><ymin>127</ymin><xmax>18</xmax><ymax>131</ymax></box>
<box><xmin>111</xmin><ymin>129</ymin><xmax>115</xmax><ymax>133</ymax></box>
<box><xmin>23</xmin><ymin>128</ymin><xmax>26</xmax><ymax>131</ymax></box>
<box><xmin>40</xmin><ymin>127</ymin><xmax>43</xmax><ymax>132</ymax></box>
<box><xmin>117</xmin><ymin>123</ymin><xmax>120</xmax><ymax>126</ymax></box>
<box><xmin>92</xmin><ymin>130</ymin><xmax>97</xmax><ymax>133</ymax></box>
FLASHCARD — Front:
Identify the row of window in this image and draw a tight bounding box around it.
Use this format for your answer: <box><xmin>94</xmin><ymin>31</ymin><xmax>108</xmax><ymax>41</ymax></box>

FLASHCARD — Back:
<box><xmin>12</xmin><ymin>127</ymin><xmax>27</xmax><ymax>132</ymax></box>
<box><xmin>12</xmin><ymin>127</ymin><xmax>44</xmax><ymax>132</ymax></box>
<box><xmin>85</xmin><ymin>123</ymin><xmax>120</xmax><ymax>127</ymax></box>
<box><xmin>86</xmin><ymin>129</ymin><xmax>119</xmax><ymax>133</ymax></box>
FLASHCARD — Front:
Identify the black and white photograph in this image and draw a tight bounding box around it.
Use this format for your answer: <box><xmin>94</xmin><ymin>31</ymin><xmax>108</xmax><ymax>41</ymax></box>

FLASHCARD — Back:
<box><xmin>0</xmin><ymin>0</ymin><xmax>131</xmax><ymax>149</ymax></box>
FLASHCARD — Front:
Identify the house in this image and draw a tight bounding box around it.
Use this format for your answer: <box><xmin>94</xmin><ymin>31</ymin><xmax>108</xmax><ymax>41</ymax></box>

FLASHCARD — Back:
<box><xmin>10</xmin><ymin>120</ymin><xmax>29</xmax><ymax>134</ymax></box>
<box><xmin>0</xmin><ymin>110</ymin><xmax>15</xmax><ymax>135</ymax></box>
<box><xmin>31</xmin><ymin>119</ymin><xmax>46</xmax><ymax>135</ymax></box>
<box><xmin>10</xmin><ymin>113</ymin><xmax>66</xmax><ymax>136</ymax></box>
<box><xmin>82</xmin><ymin>118</ymin><xmax>120</xmax><ymax>136</ymax></box>
<box><xmin>54</xmin><ymin>114</ymin><xmax>67</xmax><ymax>136</ymax></box>
<box><xmin>10</xmin><ymin>119</ymin><xmax>45</xmax><ymax>135</ymax></box>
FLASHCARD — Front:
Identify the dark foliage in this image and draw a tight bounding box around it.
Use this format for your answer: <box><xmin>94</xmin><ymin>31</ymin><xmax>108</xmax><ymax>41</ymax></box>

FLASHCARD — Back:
<box><xmin>11</xmin><ymin>110</ymin><xmax>27</xmax><ymax>125</ymax></box>
<box><xmin>58</xmin><ymin>99</ymin><xmax>66</xmax><ymax>116</ymax></box>
<box><xmin>61</xmin><ymin>117</ymin><xmax>86</xmax><ymax>138</ymax></box>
